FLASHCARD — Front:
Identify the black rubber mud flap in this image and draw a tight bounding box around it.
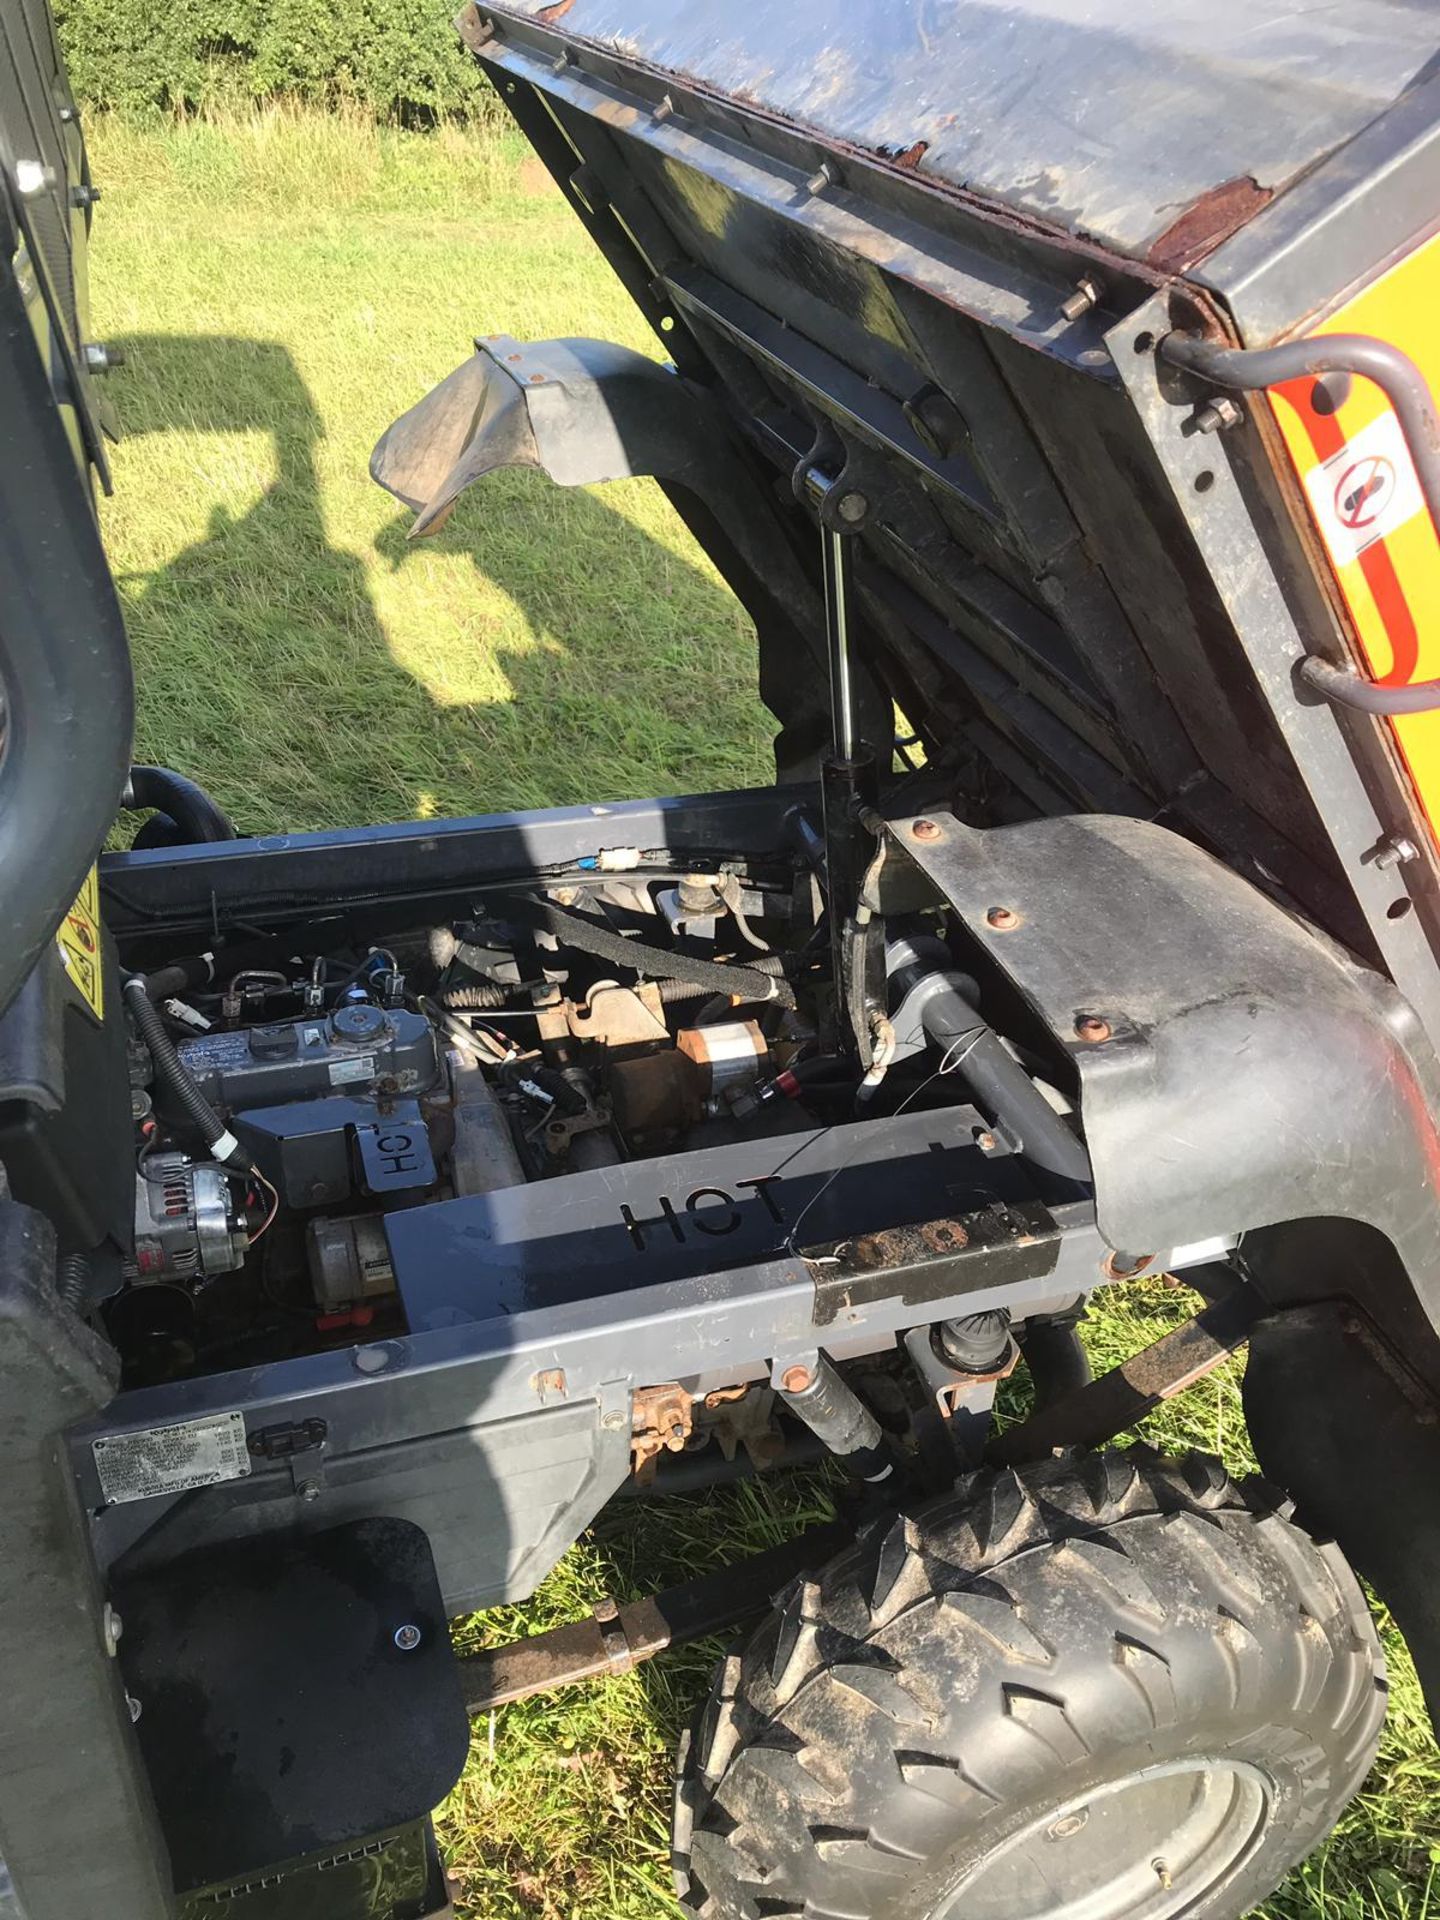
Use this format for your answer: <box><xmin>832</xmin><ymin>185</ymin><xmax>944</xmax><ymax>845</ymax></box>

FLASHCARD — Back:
<box><xmin>112</xmin><ymin>1517</ymin><xmax>471</xmax><ymax>1901</ymax></box>
<box><xmin>1244</xmin><ymin>1303</ymin><xmax>1440</xmax><ymax>1730</ymax></box>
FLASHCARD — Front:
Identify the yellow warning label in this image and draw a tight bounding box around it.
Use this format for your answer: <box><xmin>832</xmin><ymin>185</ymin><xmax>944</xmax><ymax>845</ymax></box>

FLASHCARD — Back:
<box><xmin>57</xmin><ymin>866</ymin><xmax>104</xmax><ymax>1021</ymax></box>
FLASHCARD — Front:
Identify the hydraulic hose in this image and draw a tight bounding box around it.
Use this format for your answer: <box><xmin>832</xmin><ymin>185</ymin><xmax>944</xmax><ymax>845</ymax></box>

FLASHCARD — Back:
<box><xmin>887</xmin><ymin>933</ymin><xmax>1091</xmax><ymax>1185</ymax></box>
<box><xmin>123</xmin><ymin>766</ymin><xmax>238</xmax><ymax>846</ymax></box>
<box><xmin>1019</xmin><ymin>1319</ymin><xmax>1093</xmax><ymax>1410</ymax></box>
<box><xmin>122</xmin><ymin>976</ymin><xmax>251</xmax><ymax>1170</ymax></box>
<box><xmin>500</xmin><ymin>897</ymin><xmax>796</xmax><ymax>1009</ymax></box>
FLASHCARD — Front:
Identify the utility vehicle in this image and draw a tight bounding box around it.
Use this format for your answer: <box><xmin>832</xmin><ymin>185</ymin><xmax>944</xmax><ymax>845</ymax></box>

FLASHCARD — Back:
<box><xmin>2</xmin><ymin>2</ymin><xmax>1439</xmax><ymax>1916</ymax></box>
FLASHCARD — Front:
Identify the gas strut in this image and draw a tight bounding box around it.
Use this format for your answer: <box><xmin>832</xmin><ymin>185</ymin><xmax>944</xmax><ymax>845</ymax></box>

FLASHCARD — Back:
<box><xmin>802</xmin><ymin>465</ymin><xmax>886</xmax><ymax>1063</ymax></box>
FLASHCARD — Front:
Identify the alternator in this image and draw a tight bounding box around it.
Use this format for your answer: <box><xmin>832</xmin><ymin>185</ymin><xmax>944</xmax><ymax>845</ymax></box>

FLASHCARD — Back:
<box><xmin>130</xmin><ymin>1151</ymin><xmax>250</xmax><ymax>1284</ymax></box>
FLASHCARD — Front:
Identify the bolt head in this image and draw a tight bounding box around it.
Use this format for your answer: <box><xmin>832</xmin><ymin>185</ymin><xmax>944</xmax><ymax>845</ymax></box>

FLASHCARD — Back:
<box><xmin>14</xmin><ymin>159</ymin><xmax>51</xmax><ymax>197</ymax></box>
<box><xmin>393</xmin><ymin>1623</ymin><xmax>423</xmax><ymax>1652</ymax></box>
<box><xmin>1074</xmin><ymin>1015</ymin><xmax>1111</xmax><ymax>1042</ymax></box>
<box><xmin>780</xmin><ymin>1364</ymin><xmax>813</xmax><ymax>1395</ymax></box>
<box><xmin>910</xmin><ymin>818</ymin><xmax>942</xmax><ymax>842</ymax></box>
<box><xmin>601</xmin><ymin>1408</ymin><xmax>627</xmax><ymax>1431</ymax></box>
<box><xmin>985</xmin><ymin>905</ymin><xmax>1020</xmax><ymax>930</ymax></box>
<box><xmin>1195</xmin><ymin>395</ymin><xmax>1244</xmax><ymax>434</ymax></box>
<box><xmin>102</xmin><ymin>1604</ymin><xmax>123</xmax><ymax>1658</ymax></box>
<box><xmin>352</xmin><ymin>1343</ymin><xmax>391</xmax><ymax>1374</ymax></box>
<box><xmin>1060</xmin><ymin>278</ymin><xmax>1100</xmax><ymax>321</ymax></box>
<box><xmin>836</xmin><ymin>490</ymin><xmax>868</xmax><ymax>525</ymax></box>
<box><xmin>299</xmin><ymin>1479</ymin><xmax>321</xmax><ymax>1504</ymax></box>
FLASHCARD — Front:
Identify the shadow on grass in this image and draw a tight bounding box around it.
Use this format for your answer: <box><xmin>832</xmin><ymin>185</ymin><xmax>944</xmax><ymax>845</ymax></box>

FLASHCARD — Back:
<box><xmin>112</xmin><ymin>332</ymin><xmax>765</xmax><ymax>833</ymax></box>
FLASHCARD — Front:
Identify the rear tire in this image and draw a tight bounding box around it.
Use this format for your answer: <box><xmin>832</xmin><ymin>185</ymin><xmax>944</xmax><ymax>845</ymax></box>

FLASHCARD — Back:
<box><xmin>674</xmin><ymin>1448</ymin><xmax>1385</xmax><ymax>1920</ymax></box>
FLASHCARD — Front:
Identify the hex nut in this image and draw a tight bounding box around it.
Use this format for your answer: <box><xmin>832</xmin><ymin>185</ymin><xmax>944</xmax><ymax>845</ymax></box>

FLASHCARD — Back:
<box><xmin>1195</xmin><ymin>396</ymin><xmax>1244</xmax><ymax>434</ymax></box>
<box><xmin>780</xmin><ymin>1364</ymin><xmax>814</xmax><ymax>1394</ymax></box>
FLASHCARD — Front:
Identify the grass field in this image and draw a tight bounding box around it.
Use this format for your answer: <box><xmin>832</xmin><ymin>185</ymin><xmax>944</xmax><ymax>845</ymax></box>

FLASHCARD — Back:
<box><xmin>87</xmin><ymin>110</ymin><xmax>1438</xmax><ymax>1919</ymax></box>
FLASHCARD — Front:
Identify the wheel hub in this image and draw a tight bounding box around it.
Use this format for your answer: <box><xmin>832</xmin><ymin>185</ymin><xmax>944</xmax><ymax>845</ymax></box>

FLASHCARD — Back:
<box><xmin>934</xmin><ymin>1760</ymin><xmax>1273</xmax><ymax>1920</ymax></box>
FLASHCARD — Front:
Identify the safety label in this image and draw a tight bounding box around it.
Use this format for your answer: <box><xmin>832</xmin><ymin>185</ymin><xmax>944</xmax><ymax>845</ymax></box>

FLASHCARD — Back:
<box><xmin>56</xmin><ymin>865</ymin><xmax>104</xmax><ymax>1021</ymax></box>
<box><xmin>1303</xmin><ymin>409</ymin><xmax>1426</xmax><ymax>567</ymax></box>
<box><xmin>92</xmin><ymin>1411</ymin><xmax>252</xmax><ymax>1505</ymax></box>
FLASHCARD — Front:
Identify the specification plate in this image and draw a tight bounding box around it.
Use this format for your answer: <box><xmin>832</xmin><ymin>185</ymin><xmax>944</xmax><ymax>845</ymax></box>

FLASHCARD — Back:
<box><xmin>92</xmin><ymin>1411</ymin><xmax>252</xmax><ymax>1505</ymax></box>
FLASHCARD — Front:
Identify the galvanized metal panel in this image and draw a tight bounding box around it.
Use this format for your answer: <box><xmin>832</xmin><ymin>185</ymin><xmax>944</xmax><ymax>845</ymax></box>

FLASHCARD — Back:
<box><xmin>489</xmin><ymin>0</ymin><xmax>1437</xmax><ymax>259</ymax></box>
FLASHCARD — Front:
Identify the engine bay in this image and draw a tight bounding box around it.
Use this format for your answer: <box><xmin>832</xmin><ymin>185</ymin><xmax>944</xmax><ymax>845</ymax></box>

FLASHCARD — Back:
<box><xmin>109</xmin><ymin>828</ymin><xmax>1088</xmax><ymax>1401</ymax></box>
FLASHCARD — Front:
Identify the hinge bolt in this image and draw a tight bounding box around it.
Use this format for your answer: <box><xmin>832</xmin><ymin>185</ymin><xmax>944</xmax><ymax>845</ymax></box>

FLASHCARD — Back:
<box><xmin>83</xmin><ymin>341</ymin><xmax>125</xmax><ymax>374</ymax></box>
<box><xmin>1195</xmin><ymin>396</ymin><xmax>1244</xmax><ymax>434</ymax></box>
<box><xmin>1061</xmin><ymin>277</ymin><xmax>1101</xmax><ymax>321</ymax></box>
<box><xmin>1373</xmin><ymin>833</ymin><xmax>1418</xmax><ymax>870</ymax></box>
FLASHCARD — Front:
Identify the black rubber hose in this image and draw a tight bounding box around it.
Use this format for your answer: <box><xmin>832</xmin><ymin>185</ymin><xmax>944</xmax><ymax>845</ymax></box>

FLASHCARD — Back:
<box><xmin>501</xmin><ymin>896</ymin><xmax>796</xmax><ymax>1008</ymax></box>
<box><xmin>122</xmin><ymin>976</ymin><xmax>251</xmax><ymax>1169</ymax></box>
<box><xmin>1019</xmin><ymin>1320</ymin><xmax>1093</xmax><ymax>1411</ymax></box>
<box><xmin>123</xmin><ymin>766</ymin><xmax>237</xmax><ymax>845</ymax></box>
<box><xmin>888</xmin><ymin>934</ymin><xmax>1091</xmax><ymax>1185</ymax></box>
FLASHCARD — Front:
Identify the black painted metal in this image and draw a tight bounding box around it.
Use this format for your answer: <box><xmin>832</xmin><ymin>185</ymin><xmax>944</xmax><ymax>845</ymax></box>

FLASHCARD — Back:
<box><xmin>386</xmin><ymin>1102</ymin><xmax>1041</xmax><ymax>1331</ymax></box>
<box><xmin>0</xmin><ymin>139</ymin><xmax>132</xmax><ymax>1020</ymax></box>
<box><xmin>0</xmin><ymin>1201</ymin><xmax>173</xmax><ymax>1920</ymax></box>
<box><xmin>889</xmin><ymin>808</ymin><xmax>1440</xmax><ymax>1331</ymax></box>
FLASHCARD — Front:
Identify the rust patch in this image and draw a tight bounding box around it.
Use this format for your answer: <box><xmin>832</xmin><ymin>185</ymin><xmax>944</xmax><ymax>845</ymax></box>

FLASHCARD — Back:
<box><xmin>536</xmin><ymin>0</ymin><xmax>575</xmax><ymax>20</ymax></box>
<box><xmin>1147</xmin><ymin>176</ymin><xmax>1273</xmax><ymax>274</ymax></box>
<box><xmin>877</xmin><ymin>139</ymin><xmax>929</xmax><ymax>172</ymax></box>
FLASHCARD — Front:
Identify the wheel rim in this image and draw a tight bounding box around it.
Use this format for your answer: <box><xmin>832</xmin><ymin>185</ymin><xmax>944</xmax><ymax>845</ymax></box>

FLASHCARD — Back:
<box><xmin>932</xmin><ymin>1760</ymin><xmax>1273</xmax><ymax>1920</ymax></box>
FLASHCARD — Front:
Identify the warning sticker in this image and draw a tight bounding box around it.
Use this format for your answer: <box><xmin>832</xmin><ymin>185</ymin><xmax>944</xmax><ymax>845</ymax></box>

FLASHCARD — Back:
<box><xmin>56</xmin><ymin>865</ymin><xmax>104</xmax><ymax>1021</ymax></box>
<box><xmin>1303</xmin><ymin>410</ymin><xmax>1426</xmax><ymax>568</ymax></box>
<box><xmin>92</xmin><ymin>1411</ymin><xmax>251</xmax><ymax>1506</ymax></box>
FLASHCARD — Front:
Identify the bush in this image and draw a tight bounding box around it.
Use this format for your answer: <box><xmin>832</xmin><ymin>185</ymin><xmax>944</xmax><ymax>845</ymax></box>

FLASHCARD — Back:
<box><xmin>54</xmin><ymin>0</ymin><xmax>498</xmax><ymax>121</ymax></box>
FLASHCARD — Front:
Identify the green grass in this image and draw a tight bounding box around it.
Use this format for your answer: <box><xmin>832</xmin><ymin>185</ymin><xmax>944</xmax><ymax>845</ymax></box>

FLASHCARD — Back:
<box><xmin>86</xmin><ymin>109</ymin><xmax>1439</xmax><ymax>1920</ymax></box>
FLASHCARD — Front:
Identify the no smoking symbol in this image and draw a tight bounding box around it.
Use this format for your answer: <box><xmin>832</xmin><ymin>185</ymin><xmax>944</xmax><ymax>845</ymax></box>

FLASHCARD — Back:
<box><xmin>1335</xmin><ymin>455</ymin><xmax>1395</xmax><ymax>531</ymax></box>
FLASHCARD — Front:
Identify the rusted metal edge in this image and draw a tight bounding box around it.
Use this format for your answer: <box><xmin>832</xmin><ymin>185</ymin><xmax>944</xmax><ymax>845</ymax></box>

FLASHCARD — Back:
<box><xmin>458</xmin><ymin>2</ymin><xmax>1174</xmax><ymax>295</ymax></box>
<box><xmin>455</xmin><ymin>1520</ymin><xmax>852</xmax><ymax>1714</ymax></box>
